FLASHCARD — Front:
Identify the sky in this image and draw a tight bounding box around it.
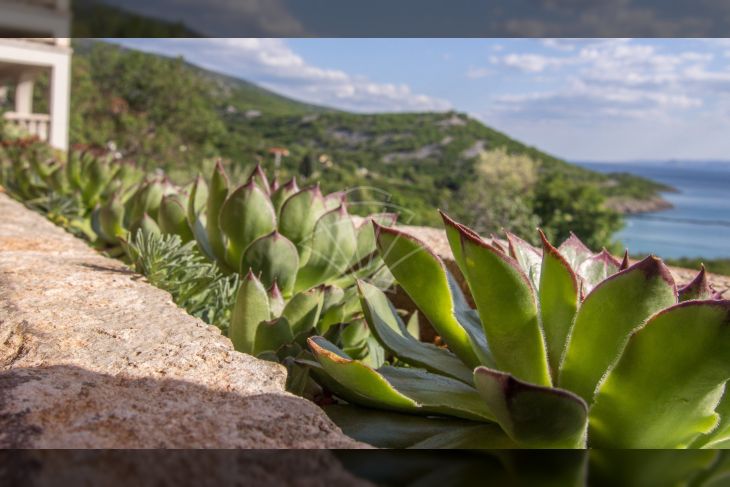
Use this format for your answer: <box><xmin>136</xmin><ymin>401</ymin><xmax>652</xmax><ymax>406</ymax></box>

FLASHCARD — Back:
<box><xmin>113</xmin><ymin>38</ymin><xmax>730</xmax><ymax>162</ymax></box>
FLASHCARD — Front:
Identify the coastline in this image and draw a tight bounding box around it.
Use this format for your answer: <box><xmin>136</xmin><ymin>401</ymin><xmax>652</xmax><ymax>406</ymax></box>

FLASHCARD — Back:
<box><xmin>605</xmin><ymin>195</ymin><xmax>674</xmax><ymax>215</ymax></box>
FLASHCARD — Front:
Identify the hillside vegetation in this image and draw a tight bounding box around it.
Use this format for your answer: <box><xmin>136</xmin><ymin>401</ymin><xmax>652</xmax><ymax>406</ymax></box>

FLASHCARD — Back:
<box><xmin>61</xmin><ymin>40</ymin><xmax>668</xmax><ymax>248</ymax></box>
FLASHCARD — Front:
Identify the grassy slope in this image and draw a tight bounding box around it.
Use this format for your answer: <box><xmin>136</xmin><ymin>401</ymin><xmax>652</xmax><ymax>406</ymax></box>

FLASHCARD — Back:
<box><xmin>68</xmin><ymin>41</ymin><xmax>668</xmax><ymax>230</ymax></box>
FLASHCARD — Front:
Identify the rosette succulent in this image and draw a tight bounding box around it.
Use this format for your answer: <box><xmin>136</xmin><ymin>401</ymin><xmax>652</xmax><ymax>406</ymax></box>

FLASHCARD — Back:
<box><xmin>304</xmin><ymin>211</ymin><xmax>730</xmax><ymax>448</ymax></box>
<box><xmin>181</xmin><ymin>162</ymin><xmax>397</xmax><ymax>386</ymax></box>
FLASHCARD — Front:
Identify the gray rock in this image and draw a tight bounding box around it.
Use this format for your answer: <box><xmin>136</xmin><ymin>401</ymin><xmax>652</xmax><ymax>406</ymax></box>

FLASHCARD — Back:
<box><xmin>0</xmin><ymin>192</ymin><xmax>365</xmax><ymax>452</ymax></box>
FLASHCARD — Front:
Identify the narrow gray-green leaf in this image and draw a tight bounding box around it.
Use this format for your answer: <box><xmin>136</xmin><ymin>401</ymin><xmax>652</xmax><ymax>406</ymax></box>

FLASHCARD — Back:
<box><xmin>375</xmin><ymin>224</ymin><xmax>481</xmax><ymax>368</ymax></box>
<box><xmin>459</xmin><ymin>226</ymin><xmax>552</xmax><ymax>386</ymax></box>
<box><xmin>186</xmin><ymin>174</ymin><xmax>208</xmax><ymax>228</ymax></box>
<box><xmin>307</xmin><ymin>337</ymin><xmax>493</xmax><ymax>421</ymax></box>
<box><xmin>539</xmin><ymin>230</ymin><xmax>580</xmax><ymax>382</ymax></box>
<box><xmin>206</xmin><ymin>161</ymin><xmax>229</xmax><ymax>264</ymax></box>
<box><xmin>358</xmin><ymin>280</ymin><xmax>474</xmax><ymax>383</ymax></box>
<box><xmin>158</xmin><ymin>194</ymin><xmax>193</xmax><ymax>242</ymax></box>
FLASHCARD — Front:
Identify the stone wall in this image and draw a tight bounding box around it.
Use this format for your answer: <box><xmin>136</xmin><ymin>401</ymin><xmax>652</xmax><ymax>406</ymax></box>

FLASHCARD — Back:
<box><xmin>0</xmin><ymin>192</ymin><xmax>366</xmax><ymax>457</ymax></box>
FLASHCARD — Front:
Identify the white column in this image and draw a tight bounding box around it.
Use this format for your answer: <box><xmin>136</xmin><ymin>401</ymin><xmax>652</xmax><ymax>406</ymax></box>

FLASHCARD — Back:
<box><xmin>15</xmin><ymin>71</ymin><xmax>35</xmax><ymax>115</ymax></box>
<box><xmin>49</xmin><ymin>54</ymin><xmax>70</xmax><ymax>151</ymax></box>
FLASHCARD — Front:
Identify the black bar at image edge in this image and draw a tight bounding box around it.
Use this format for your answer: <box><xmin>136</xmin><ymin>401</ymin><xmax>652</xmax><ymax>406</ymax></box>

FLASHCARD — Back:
<box><xmin>2</xmin><ymin>0</ymin><xmax>730</xmax><ymax>38</ymax></box>
<box><xmin>1</xmin><ymin>450</ymin><xmax>728</xmax><ymax>486</ymax></box>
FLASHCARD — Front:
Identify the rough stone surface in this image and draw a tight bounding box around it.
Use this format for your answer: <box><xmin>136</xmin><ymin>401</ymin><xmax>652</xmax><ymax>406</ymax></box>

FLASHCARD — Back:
<box><xmin>0</xmin><ymin>192</ymin><xmax>365</xmax><ymax>452</ymax></box>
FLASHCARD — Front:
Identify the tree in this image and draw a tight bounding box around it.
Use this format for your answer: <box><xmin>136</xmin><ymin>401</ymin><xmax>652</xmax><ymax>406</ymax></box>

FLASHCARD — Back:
<box><xmin>299</xmin><ymin>152</ymin><xmax>315</xmax><ymax>178</ymax></box>
<box><xmin>453</xmin><ymin>148</ymin><xmax>541</xmax><ymax>243</ymax></box>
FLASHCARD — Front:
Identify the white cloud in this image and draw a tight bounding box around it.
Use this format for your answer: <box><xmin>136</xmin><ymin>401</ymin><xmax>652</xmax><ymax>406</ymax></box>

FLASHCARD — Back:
<box><xmin>485</xmin><ymin>39</ymin><xmax>730</xmax><ymax>123</ymax></box>
<box><xmin>113</xmin><ymin>38</ymin><xmax>451</xmax><ymax>113</ymax></box>
<box><xmin>496</xmin><ymin>53</ymin><xmax>577</xmax><ymax>73</ymax></box>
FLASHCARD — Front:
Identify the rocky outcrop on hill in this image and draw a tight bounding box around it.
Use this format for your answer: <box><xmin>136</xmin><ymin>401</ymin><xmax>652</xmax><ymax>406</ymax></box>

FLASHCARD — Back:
<box><xmin>605</xmin><ymin>196</ymin><xmax>674</xmax><ymax>214</ymax></box>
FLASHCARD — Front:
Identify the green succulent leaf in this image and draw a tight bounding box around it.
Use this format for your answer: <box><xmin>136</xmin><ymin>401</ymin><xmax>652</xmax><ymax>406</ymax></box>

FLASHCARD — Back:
<box><xmin>229</xmin><ymin>270</ymin><xmax>270</xmax><ymax>354</ymax></box>
<box><xmin>253</xmin><ymin>317</ymin><xmax>294</xmax><ymax>356</ymax></box>
<box><xmin>458</xmin><ymin>225</ymin><xmax>552</xmax><ymax>386</ymax></box>
<box><xmin>506</xmin><ymin>231</ymin><xmax>543</xmax><ymax>290</ymax></box>
<box><xmin>307</xmin><ymin>336</ymin><xmax>494</xmax><ymax>421</ymax></box>
<box><xmin>375</xmin><ymin>223</ymin><xmax>482</xmax><ymax>368</ymax></box>
<box><xmin>406</xmin><ymin>310</ymin><xmax>420</xmax><ymax>340</ymax></box>
<box><xmin>98</xmin><ymin>192</ymin><xmax>125</xmax><ymax>243</ymax></box>
<box><xmin>206</xmin><ymin>161</ymin><xmax>230</xmax><ymax>265</ymax></box>
<box><xmin>473</xmin><ymin>367</ymin><xmax>588</xmax><ymax>448</ymax></box>
<box><xmin>158</xmin><ymin>194</ymin><xmax>194</xmax><ymax>242</ymax></box>
<box><xmin>440</xmin><ymin>209</ymin><xmax>482</xmax><ymax>273</ymax></box>
<box><xmin>577</xmin><ymin>249</ymin><xmax>621</xmax><ymax>292</ymax></box>
<box><xmin>126</xmin><ymin>180</ymin><xmax>164</xmax><ymax>226</ymax></box>
<box><xmin>267</xmin><ymin>282</ymin><xmax>285</xmax><ymax>317</ymax></box>
<box><xmin>693</xmin><ymin>388</ymin><xmax>730</xmax><ymax>449</ymax></box>
<box><xmin>278</xmin><ymin>185</ymin><xmax>327</xmax><ymax>261</ymax></box>
<box><xmin>240</xmin><ymin>231</ymin><xmax>299</xmax><ymax>296</ymax></box>
<box><xmin>186</xmin><ymin>174</ymin><xmax>208</xmax><ymax>228</ymax></box>
<box><xmin>589</xmin><ymin>300</ymin><xmax>730</xmax><ymax>448</ymax></box>
<box><xmin>539</xmin><ymin>231</ymin><xmax>580</xmax><ymax>382</ymax></box>
<box><xmin>679</xmin><ymin>266</ymin><xmax>715</xmax><ymax>302</ymax></box>
<box><xmin>558</xmin><ymin>233</ymin><xmax>593</xmax><ymax>270</ymax></box>
<box><xmin>246</xmin><ymin>163</ymin><xmax>271</xmax><ymax>195</ymax></box>
<box><xmin>129</xmin><ymin>213</ymin><xmax>161</xmax><ymax>239</ymax></box>
<box><xmin>281</xmin><ymin>287</ymin><xmax>325</xmax><ymax>337</ymax></box>
<box><xmin>353</xmin><ymin>213</ymin><xmax>398</xmax><ymax>265</ymax></box>
<box><xmin>559</xmin><ymin>256</ymin><xmax>678</xmax><ymax>402</ymax></box>
<box><xmin>81</xmin><ymin>156</ymin><xmax>113</xmax><ymax>207</ymax></box>
<box><xmin>325</xmin><ymin>404</ymin><xmax>511</xmax><ymax>449</ymax></box>
<box><xmin>358</xmin><ymin>280</ymin><xmax>474</xmax><ymax>384</ymax></box>
<box><xmin>65</xmin><ymin>151</ymin><xmax>83</xmax><ymax>190</ymax></box>
<box><xmin>190</xmin><ymin>213</ymin><xmax>215</xmax><ymax>261</ymax></box>
<box><xmin>294</xmin><ymin>206</ymin><xmax>357</xmax><ymax>291</ymax></box>
<box><xmin>324</xmin><ymin>191</ymin><xmax>346</xmax><ymax>211</ymax></box>
<box><xmin>219</xmin><ymin>181</ymin><xmax>277</xmax><ymax>270</ymax></box>
<box><xmin>270</xmin><ymin>177</ymin><xmax>299</xmax><ymax>216</ymax></box>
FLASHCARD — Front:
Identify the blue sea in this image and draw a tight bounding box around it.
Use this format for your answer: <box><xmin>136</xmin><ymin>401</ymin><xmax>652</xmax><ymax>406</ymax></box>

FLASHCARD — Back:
<box><xmin>578</xmin><ymin>161</ymin><xmax>730</xmax><ymax>259</ymax></box>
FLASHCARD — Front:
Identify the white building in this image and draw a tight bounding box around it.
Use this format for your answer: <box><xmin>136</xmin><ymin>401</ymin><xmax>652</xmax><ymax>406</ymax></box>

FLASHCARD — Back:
<box><xmin>0</xmin><ymin>0</ymin><xmax>72</xmax><ymax>151</ymax></box>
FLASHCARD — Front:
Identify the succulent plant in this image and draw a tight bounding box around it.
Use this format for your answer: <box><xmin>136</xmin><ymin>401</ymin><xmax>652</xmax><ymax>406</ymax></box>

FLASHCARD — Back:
<box><xmin>304</xmin><ymin>211</ymin><xmax>730</xmax><ymax>448</ymax></box>
<box><xmin>0</xmin><ymin>144</ymin><xmax>145</xmax><ymax>240</ymax></box>
<box><xmin>177</xmin><ymin>161</ymin><xmax>397</xmax><ymax>389</ymax></box>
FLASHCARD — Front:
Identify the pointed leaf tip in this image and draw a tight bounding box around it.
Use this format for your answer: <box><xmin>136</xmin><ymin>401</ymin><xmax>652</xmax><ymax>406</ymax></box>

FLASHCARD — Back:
<box><xmin>629</xmin><ymin>255</ymin><xmax>676</xmax><ymax>290</ymax></box>
<box><xmin>620</xmin><ymin>250</ymin><xmax>630</xmax><ymax>271</ymax></box>
<box><xmin>678</xmin><ymin>265</ymin><xmax>716</xmax><ymax>302</ymax></box>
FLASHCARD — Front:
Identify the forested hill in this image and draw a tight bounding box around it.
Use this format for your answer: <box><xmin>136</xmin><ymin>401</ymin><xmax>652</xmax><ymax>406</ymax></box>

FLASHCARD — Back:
<box><xmin>63</xmin><ymin>40</ymin><xmax>669</xmax><ymax>248</ymax></box>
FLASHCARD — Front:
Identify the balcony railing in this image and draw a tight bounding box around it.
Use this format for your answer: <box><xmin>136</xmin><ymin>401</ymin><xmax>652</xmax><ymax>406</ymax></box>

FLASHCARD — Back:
<box><xmin>3</xmin><ymin>111</ymin><xmax>51</xmax><ymax>141</ymax></box>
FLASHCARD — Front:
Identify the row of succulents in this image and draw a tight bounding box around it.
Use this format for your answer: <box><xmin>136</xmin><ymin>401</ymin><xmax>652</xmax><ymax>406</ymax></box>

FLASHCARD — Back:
<box><xmin>0</xmin><ymin>139</ymin><xmax>393</xmax><ymax>394</ymax></box>
<box><xmin>3</xmin><ymin>136</ymin><xmax>729</xmax><ymax>449</ymax></box>
<box><xmin>302</xmin><ymin>212</ymin><xmax>730</xmax><ymax>448</ymax></box>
